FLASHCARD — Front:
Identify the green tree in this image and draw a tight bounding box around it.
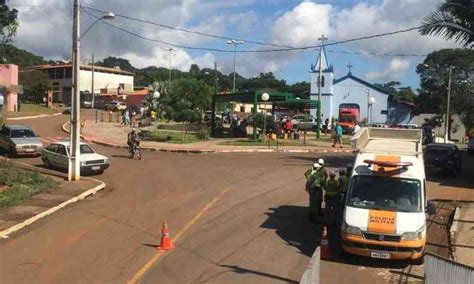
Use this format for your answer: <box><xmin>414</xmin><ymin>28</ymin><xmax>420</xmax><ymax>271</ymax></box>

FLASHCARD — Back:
<box><xmin>0</xmin><ymin>4</ymin><xmax>18</xmax><ymax>44</ymax></box>
<box><xmin>419</xmin><ymin>0</ymin><xmax>474</xmax><ymax>48</ymax></box>
<box><xmin>415</xmin><ymin>48</ymin><xmax>474</xmax><ymax>131</ymax></box>
<box><xmin>19</xmin><ymin>70</ymin><xmax>51</xmax><ymax>103</ymax></box>
<box><xmin>166</xmin><ymin>78</ymin><xmax>212</xmax><ymax>141</ymax></box>
<box><xmin>374</xmin><ymin>81</ymin><xmax>416</xmax><ymax>103</ymax></box>
<box><xmin>96</xmin><ymin>56</ymin><xmax>136</xmax><ymax>73</ymax></box>
<box><xmin>0</xmin><ymin>44</ymin><xmax>47</xmax><ymax>67</ymax></box>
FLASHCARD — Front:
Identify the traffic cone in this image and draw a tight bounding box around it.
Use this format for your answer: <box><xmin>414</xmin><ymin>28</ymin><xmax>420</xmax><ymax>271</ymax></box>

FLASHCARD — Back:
<box><xmin>320</xmin><ymin>225</ymin><xmax>333</xmax><ymax>260</ymax></box>
<box><xmin>157</xmin><ymin>221</ymin><xmax>173</xmax><ymax>251</ymax></box>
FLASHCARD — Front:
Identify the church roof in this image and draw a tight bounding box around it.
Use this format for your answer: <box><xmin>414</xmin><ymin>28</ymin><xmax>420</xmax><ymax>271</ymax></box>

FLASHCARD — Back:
<box><xmin>310</xmin><ymin>46</ymin><xmax>333</xmax><ymax>73</ymax></box>
<box><xmin>333</xmin><ymin>72</ymin><xmax>390</xmax><ymax>95</ymax></box>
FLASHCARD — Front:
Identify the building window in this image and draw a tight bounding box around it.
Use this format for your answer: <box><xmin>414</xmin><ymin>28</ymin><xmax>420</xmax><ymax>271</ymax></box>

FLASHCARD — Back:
<box><xmin>240</xmin><ymin>105</ymin><xmax>245</xmax><ymax>113</ymax></box>
<box><xmin>317</xmin><ymin>76</ymin><xmax>325</xmax><ymax>87</ymax></box>
<box><xmin>47</xmin><ymin>69</ymin><xmax>55</xmax><ymax>80</ymax></box>
<box><xmin>65</xmin><ymin>67</ymin><xmax>72</xmax><ymax>79</ymax></box>
<box><xmin>56</xmin><ymin>68</ymin><xmax>64</xmax><ymax>79</ymax></box>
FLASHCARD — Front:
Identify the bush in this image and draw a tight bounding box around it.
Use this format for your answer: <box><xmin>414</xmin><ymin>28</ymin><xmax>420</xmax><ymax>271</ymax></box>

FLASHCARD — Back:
<box><xmin>0</xmin><ymin>161</ymin><xmax>55</xmax><ymax>207</ymax></box>
<box><xmin>197</xmin><ymin>125</ymin><xmax>210</xmax><ymax>140</ymax></box>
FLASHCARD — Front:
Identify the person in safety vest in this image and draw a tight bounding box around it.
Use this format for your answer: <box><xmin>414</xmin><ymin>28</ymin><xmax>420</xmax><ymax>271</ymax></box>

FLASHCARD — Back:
<box><xmin>325</xmin><ymin>172</ymin><xmax>340</xmax><ymax>209</ymax></box>
<box><xmin>305</xmin><ymin>158</ymin><xmax>327</xmax><ymax>223</ymax></box>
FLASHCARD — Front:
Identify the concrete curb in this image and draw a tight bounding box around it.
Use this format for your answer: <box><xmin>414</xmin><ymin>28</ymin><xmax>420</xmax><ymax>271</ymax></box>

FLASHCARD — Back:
<box><xmin>62</xmin><ymin>121</ymin><xmax>354</xmax><ymax>154</ymax></box>
<box><xmin>450</xmin><ymin>206</ymin><xmax>461</xmax><ymax>261</ymax></box>
<box><xmin>0</xmin><ymin>159</ymin><xmax>106</xmax><ymax>239</ymax></box>
<box><xmin>300</xmin><ymin>247</ymin><xmax>320</xmax><ymax>284</ymax></box>
<box><xmin>8</xmin><ymin>112</ymin><xmax>62</xmax><ymax>120</ymax></box>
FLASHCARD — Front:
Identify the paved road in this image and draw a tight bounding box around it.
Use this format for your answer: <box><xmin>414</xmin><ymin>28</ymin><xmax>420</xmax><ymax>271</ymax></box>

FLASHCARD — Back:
<box><xmin>0</xmin><ymin>113</ymin><xmax>472</xmax><ymax>283</ymax></box>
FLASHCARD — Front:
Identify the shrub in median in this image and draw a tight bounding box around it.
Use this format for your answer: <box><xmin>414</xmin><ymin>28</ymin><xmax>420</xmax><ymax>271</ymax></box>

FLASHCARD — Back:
<box><xmin>0</xmin><ymin>161</ymin><xmax>55</xmax><ymax>208</ymax></box>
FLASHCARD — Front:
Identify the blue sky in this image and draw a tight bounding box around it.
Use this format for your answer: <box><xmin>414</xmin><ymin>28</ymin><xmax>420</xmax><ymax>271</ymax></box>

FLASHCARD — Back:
<box><xmin>11</xmin><ymin>0</ymin><xmax>462</xmax><ymax>89</ymax></box>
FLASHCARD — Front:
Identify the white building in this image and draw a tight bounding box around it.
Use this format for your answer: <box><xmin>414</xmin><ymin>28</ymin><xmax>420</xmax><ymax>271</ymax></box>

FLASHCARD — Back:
<box><xmin>309</xmin><ymin>48</ymin><xmax>390</xmax><ymax>125</ymax></box>
<box><xmin>29</xmin><ymin>63</ymin><xmax>134</xmax><ymax>104</ymax></box>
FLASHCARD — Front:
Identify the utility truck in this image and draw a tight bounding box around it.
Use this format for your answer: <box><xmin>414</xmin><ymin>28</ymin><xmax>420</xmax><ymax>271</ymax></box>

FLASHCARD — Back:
<box><xmin>341</xmin><ymin>127</ymin><xmax>436</xmax><ymax>262</ymax></box>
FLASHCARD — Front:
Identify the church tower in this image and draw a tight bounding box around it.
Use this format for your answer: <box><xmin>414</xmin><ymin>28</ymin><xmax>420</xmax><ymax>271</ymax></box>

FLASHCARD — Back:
<box><xmin>309</xmin><ymin>46</ymin><xmax>334</xmax><ymax>122</ymax></box>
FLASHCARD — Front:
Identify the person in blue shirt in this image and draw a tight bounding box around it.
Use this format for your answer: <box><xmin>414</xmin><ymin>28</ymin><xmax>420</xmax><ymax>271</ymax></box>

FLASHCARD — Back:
<box><xmin>332</xmin><ymin>121</ymin><xmax>344</xmax><ymax>148</ymax></box>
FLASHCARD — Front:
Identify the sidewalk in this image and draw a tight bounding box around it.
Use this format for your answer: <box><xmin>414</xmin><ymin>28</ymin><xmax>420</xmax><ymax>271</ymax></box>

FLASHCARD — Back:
<box><xmin>72</xmin><ymin>120</ymin><xmax>354</xmax><ymax>153</ymax></box>
<box><xmin>451</xmin><ymin>203</ymin><xmax>474</xmax><ymax>267</ymax></box>
<box><xmin>0</xmin><ymin>160</ymin><xmax>105</xmax><ymax>238</ymax></box>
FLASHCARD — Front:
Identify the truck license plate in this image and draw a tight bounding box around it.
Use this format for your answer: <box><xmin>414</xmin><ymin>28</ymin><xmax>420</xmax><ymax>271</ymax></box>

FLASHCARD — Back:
<box><xmin>91</xmin><ymin>166</ymin><xmax>100</xmax><ymax>171</ymax></box>
<box><xmin>370</xmin><ymin>251</ymin><xmax>390</xmax><ymax>259</ymax></box>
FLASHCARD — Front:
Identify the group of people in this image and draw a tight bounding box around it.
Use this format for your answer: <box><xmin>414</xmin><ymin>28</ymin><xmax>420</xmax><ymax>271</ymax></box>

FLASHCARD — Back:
<box><xmin>121</xmin><ymin>107</ymin><xmax>144</xmax><ymax>128</ymax></box>
<box><xmin>304</xmin><ymin>159</ymin><xmax>353</xmax><ymax>223</ymax></box>
<box><xmin>230</xmin><ymin>114</ymin><xmax>249</xmax><ymax>137</ymax></box>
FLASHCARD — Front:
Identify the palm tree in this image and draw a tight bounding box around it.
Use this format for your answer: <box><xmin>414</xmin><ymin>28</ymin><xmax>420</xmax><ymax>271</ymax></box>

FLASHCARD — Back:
<box><xmin>419</xmin><ymin>0</ymin><xmax>473</xmax><ymax>48</ymax></box>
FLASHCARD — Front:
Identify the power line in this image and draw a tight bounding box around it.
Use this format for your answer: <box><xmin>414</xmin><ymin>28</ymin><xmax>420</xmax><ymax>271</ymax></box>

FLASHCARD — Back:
<box><xmin>82</xmin><ymin>5</ymin><xmax>296</xmax><ymax>49</ymax></box>
<box><xmin>82</xmin><ymin>6</ymin><xmax>439</xmax><ymax>55</ymax></box>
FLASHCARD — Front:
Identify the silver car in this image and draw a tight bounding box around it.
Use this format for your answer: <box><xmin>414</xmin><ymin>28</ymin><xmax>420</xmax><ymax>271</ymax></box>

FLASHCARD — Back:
<box><xmin>0</xmin><ymin>125</ymin><xmax>43</xmax><ymax>156</ymax></box>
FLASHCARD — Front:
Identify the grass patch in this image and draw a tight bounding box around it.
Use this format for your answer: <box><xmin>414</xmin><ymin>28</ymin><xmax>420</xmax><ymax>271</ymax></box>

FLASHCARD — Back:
<box><xmin>145</xmin><ymin>130</ymin><xmax>201</xmax><ymax>144</ymax></box>
<box><xmin>218</xmin><ymin>139</ymin><xmax>315</xmax><ymax>147</ymax></box>
<box><xmin>0</xmin><ymin>161</ymin><xmax>55</xmax><ymax>208</ymax></box>
<box><xmin>7</xmin><ymin>103</ymin><xmax>58</xmax><ymax>118</ymax></box>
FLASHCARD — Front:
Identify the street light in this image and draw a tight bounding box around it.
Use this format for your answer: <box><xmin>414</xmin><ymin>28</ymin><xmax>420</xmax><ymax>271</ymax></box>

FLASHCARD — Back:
<box><xmin>368</xmin><ymin>96</ymin><xmax>375</xmax><ymax>125</ymax></box>
<box><xmin>70</xmin><ymin>0</ymin><xmax>114</xmax><ymax>181</ymax></box>
<box><xmin>226</xmin><ymin>39</ymin><xmax>244</xmax><ymax>93</ymax></box>
<box><xmin>423</xmin><ymin>63</ymin><xmax>454</xmax><ymax>142</ymax></box>
<box><xmin>365</xmin><ymin>89</ymin><xmax>370</xmax><ymax>126</ymax></box>
<box><xmin>261</xmin><ymin>93</ymin><xmax>270</xmax><ymax>146</ymax></box>
<box><xmin>153</xmin><ymin>90</ymin><xmax>160</xmax><ymax>99</ymax></box>
<box><xmin>163</xmin><ymin>47</ymin><xmax>175</xmax><ymax>89</ymax></box>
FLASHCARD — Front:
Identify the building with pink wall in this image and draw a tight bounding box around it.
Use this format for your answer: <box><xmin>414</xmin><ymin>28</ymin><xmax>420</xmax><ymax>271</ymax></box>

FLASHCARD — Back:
<box><xmin>0</xmin><ymin>64</ymin><xmax>21</xmax><ymax>112</ymax></box>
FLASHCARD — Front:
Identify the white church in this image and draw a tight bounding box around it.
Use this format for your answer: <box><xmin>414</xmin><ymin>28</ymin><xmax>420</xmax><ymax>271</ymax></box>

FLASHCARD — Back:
<box><xmin>309</xmin><ymin>47</ymin><xmax>406</xmax><ymax>125</ymax></box>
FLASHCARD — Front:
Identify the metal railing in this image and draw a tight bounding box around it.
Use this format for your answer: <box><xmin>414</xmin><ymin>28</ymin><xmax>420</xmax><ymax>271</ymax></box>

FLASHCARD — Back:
<box><xmin>425</xmin><ymin>252</ymin><xmax>474</xmax><ymax>284</ymax></box>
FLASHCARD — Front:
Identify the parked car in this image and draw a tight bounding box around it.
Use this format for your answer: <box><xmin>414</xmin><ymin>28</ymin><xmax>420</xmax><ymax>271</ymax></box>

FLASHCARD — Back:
<box><xmin>41</xmin><ymin>141</ymin><xmax>110</xmax><ymax>174</ymax></box>
<box><xmin>424</xmin><ymin>143</ymin><xmax>462</xmax><ymax>177</ymax></box>
<box><xmin>0</xmin><ymin>125</ymin><xmax>43</xmax><ymax>157</ymax></box>
<box><xmin>291</xmin><ymin>114</ymin><xmax>317</xmax><ymax>130</ymax></box>
<box><xmin>82</xmin><ymin>100</ymin><xmax>92</xmax><ymax>108</ymax></box>
<box><xmin>104</xmin><ymin>101</ymin><xmax>126</xmax><ymax>112</ymax></box>
<box><xmin>468</xmin><ymin>137</ymin><xmax>474</xmax><ymax>154</ymax></box>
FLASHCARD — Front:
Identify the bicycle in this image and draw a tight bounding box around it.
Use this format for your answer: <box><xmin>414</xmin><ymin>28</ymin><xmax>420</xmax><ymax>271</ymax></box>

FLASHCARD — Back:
<box><xmin>129</xmin><ymin>144</ymin><xmax>142</xmax><ymax>160</ymax></box>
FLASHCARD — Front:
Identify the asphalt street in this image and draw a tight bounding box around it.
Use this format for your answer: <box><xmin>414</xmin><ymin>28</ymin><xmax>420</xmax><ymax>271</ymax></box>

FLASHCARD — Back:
<box><xmin>0</xmin><ymin>112</ymin><xmax>471</xmax><ymax>283</ymax></box>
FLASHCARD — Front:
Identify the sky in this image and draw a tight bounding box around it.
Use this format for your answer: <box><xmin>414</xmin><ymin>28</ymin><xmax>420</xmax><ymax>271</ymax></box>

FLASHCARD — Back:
<box><xmin>9</xmin><ymin>0</ymin><xmax>463</xmax><ymax>89</ymax></box>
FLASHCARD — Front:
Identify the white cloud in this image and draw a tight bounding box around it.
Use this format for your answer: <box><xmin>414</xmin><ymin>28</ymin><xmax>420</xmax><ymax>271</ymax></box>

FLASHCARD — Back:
<box><xmin>331</xmin><ymin>0</ymin><xmax>462</xmax><ymax>55</ymax></box>
<box><xmin>365</xmin><ymin>58</ymin><xmax>410</xmax><ymax>81</ymax></box>
<box><xmin>271</xmin><ymin>1</ymin><xmax>331</xmax><ymax>47</ymax></box>
<box><xmin>122</xmin><ymin>47</ymin><xmax>215</xmax><ymax>71</ymax></box>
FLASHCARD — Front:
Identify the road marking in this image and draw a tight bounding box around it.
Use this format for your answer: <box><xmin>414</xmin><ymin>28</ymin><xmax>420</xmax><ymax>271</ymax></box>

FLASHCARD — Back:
<box><xmin>127</xmin><ymin>187</ymin><xmax>230</xmax><ymax>284</ymax></box>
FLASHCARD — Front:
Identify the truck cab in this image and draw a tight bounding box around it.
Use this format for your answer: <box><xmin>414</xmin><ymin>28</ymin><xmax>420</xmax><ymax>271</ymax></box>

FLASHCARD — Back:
<box><xmin>341</xmin><ymin>128</ymin><xmax>435</xmax><ymax>261</ymax></box>
<box><xmin>338</xmin><ymin>107</ymin><xmax>360</xmax><ymax>134</ymax></box>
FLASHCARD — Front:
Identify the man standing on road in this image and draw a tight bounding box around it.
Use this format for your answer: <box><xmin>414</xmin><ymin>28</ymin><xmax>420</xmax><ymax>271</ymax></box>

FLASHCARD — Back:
<box><xmin>332</xmin><ymin>122</ymin><xmax>344</xmax><ymax>148</ymax></box>
<box><xmin>325</xmin><ymin>172</ymin><xmax>340</xmax><ymax>209</ymax></box>
<box><xmin>305</xmin><ymin>159</ymin><xmax>327</xmax><ymax>223</ymax></box>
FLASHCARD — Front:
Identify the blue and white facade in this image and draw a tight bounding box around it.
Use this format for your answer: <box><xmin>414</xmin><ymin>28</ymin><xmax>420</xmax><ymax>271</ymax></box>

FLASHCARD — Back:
<box><xmin>309</xmin><ymin>48</ymin><xmax>390</xmax><ymax>125</ymax></box>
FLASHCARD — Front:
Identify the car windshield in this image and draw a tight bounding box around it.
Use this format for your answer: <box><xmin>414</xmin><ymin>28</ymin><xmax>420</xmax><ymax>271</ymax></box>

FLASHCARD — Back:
<box><xmin>347</xmin><ymin>175</ymin><xmax>422</xmax><ymax>212</ymax></box>
<box><xmin>67</xmin><ymin>145</ymin><xmax>95</xmax><ymax>154</ymax></box>
<box><xmin>426</xmin><ymin>147</ymin><xmax>451</xmax><ymax>155</ymax></box>
<box><xmin>339</xmin><ymin>116</ymin><xmax>354</xmax><ymax>123</ymax></box>
<box><xmin>10</xmin><ymin>129</ymin><xmax>36</xmax><ymax>138</ymax></box>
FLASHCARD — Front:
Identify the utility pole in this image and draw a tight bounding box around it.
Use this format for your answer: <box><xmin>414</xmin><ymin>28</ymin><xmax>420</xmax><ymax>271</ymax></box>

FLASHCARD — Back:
<box><xmin>69</xmin><ymin>0</ymin><xmax>81</xmax><ymax>181</ymax></box>
<box><xmin>226</xmin><ymin>39</ymin><xmax>244</xmax><ymax>93</ymax></box>
<box><xmin>316</xmin><ymin>34</ymin><xmax>327</xmax><ymax>140</ymax></box>
<box><xmin>165</xmin><ymin>48</ymin><xmax>174</xmax><ymax>89</ymax></box>
<box><xmin>445</xmin><ymin>66</ymin><xmax>453</xmax><ymax>142</ymax></box>
<box><xmin>366</xmin><ymin>89</ymin><xmax>370</xmax><ymax>125</ymax></box>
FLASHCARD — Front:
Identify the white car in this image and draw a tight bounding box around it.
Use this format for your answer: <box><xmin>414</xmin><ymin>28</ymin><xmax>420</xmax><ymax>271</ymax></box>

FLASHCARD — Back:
<box><xmin>41</xmin><ymin>141</ymin><xmax>109</xmax><ymax>174</ymax></box>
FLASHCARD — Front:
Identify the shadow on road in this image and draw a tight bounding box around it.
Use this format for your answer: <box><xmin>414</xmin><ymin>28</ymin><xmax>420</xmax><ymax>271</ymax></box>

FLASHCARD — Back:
<box><xmin>260</xmin><ymin>205</ymin><xmax>320</xmax><ymax>257</ymax></box>
<box><xmin>219</xmin><ymin>264</ymin><xmax>299</xmax><ymax>283</ymax></box>
<box><xmin>282</xmin><ymin>155</ymin><xmax>354</xmax><ymax>167</ymax></box>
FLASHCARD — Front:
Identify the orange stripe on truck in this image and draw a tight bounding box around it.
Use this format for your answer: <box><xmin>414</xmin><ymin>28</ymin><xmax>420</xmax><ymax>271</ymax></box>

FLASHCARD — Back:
<box><xmin>373</xmin><ymin>155</ymin><xmax>401</xmax><ymax>177</ymax></box>
<box><xmin>367</xmin><ymin>210</ymin><xmax>397</xmax><ymax>234</ymax></box>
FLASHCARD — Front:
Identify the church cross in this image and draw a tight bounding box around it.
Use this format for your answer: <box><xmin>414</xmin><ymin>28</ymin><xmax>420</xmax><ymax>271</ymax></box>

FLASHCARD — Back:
<box><xmin>347</xmin><ymin>63</ymin><xmax>353</xmax><ymax>74</ymax></box>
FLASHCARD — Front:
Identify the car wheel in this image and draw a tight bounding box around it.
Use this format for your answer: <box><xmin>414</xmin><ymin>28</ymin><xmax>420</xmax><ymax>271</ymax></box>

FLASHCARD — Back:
<box><xmin>8</xmin><ymin>147</ymin><xmax>17</xmax><ymax>158</ymax></box>
<box><xmin>43</xmin><ymin>158</ymin><xmax>51</xmax><ymax>169</ymax></box>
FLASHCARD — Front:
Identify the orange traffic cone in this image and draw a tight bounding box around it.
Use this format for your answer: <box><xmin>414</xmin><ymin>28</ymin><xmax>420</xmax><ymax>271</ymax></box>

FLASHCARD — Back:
<box><xmin>320</xmin><ymin>225</ymin><xmax>333</xmax><ymax>260</ymax></box>
<box><xmin>157</xmin><ymin>221</ymin><xmax>173</xmax><ymax>251</ymax></box>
